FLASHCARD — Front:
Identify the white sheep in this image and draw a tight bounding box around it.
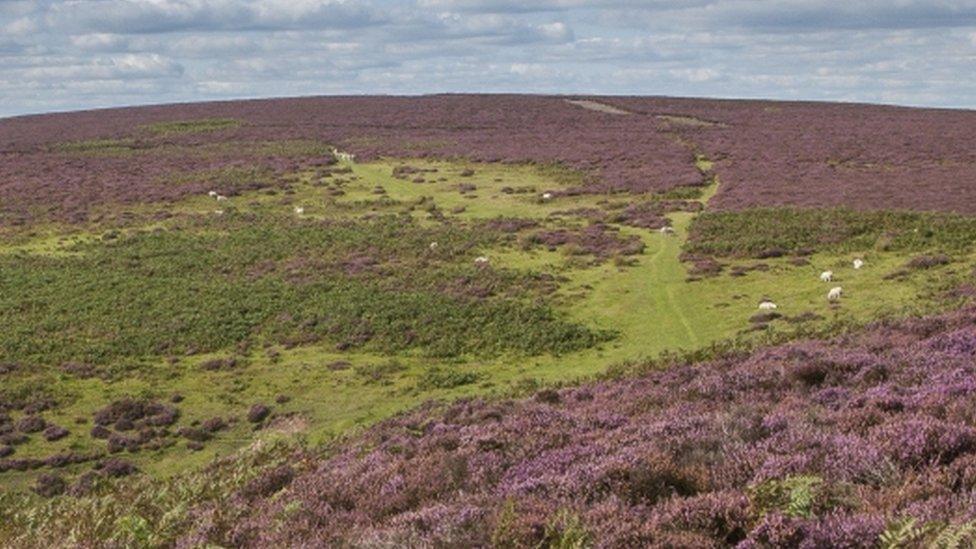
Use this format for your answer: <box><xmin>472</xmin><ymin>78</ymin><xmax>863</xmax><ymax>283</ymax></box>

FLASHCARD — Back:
<box><xmin>474</xmin><ymin>256</ymin><xmax>489</xmax><ymax>264</ymax></box>
<box><xmin>541</xmin><ymin>192</ymin><xmax>553</xmax><ymax>201</ymax></box>
<box><xmin>660</xmin><ymin>226</ymin><xmax>675</xmax><ymax>235</ymax></box>
<box><xmin>429</xmin><ymin>242</ymin><xmax>439</xmax><ymax>250</ymax></box>
<box><xmin>294</xmin><ymin>206</ymin><xmax>304</xmax><ymax>215</ymax></box>
<box><xmin>331</xmin><ymin>147</ymin><xmax>355</xmax><ymax>162</ymax></box>
<box><xmin>853</xmin><ymin>258</ymin><xmax>864</xmax><ymax>270</ymax></box>
<box><xmin>215</xmin><ymin>195</ymin><xmax>228</xmax><ymax>202</ymax></box>
<box><xmin>828</xmin><ymin>286</ymin><xmax>843</xmax><ymax>301</ymax></box>
<box><xmin>820</xmin><ymin>270</ymin><xmax>833</xmax><ymax>282</ymax></box>
<box><xmin>213</xmin><ymin>209</ymin><xmax>224</xmax><ymax>216</ymax></box>
<box><xmin>208</xmin><ymin>191</ymin><xmax>218</xmax><ymax>198</ymax></box>
<box><xmin>758</xmin><ymin>300</ymin><xmax>778</xmax><ymax>310</ymax></box>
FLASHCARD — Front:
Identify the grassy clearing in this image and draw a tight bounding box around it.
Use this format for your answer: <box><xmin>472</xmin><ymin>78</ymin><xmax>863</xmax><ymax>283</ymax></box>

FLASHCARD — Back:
<box><xmin>0</xmin><ymin>157</ymin><xmax>970</xmax><ymax>492</ymax></box>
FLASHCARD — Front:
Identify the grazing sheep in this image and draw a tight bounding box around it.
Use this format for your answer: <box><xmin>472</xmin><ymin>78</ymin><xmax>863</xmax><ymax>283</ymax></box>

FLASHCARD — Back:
<box><xmin>207</xmin><ymin>191</ymin><xmax>218</xmax><ymax>198</ymax></box>
<box><xmin>331</xmin><ymin>147</ymin><xmax>355</xmax><ymax>162</ymax></box>
<box><xmin>660</xmin><ymin>226</ymin><xmax>675</xmax><ymax>235</ymax></box>
<box><xmin>853</xmin><ymin>259</ymin><xmax>864</xmax><ymax>270</ymax></box>
<box><xmin>474</xmin><ymin>256</ymin><xmax>489</xmax><ymax>264</ymax></box>
<box><xmin>429</xmin><ymin>242</ymin><xmax>438</xmax><ymax>250</ymax></box>
<box><xmin>758</xmin><ymin>300</ymin><xmax>777</xmax><ymax>310</ymax></box>
<box><xmin>828</xmin><ymin>286</ymin><xmax>843</xmax><ymax>301</ymax></box>
<box><xmin>819</xmin><ymin>270</ymin><xmax>833</xmax><ymax>282</ymax></box>
<box><xmin>215</xmin><ymin>195</ymin><xmax>228</xmax><ymax>202</ymax></box>
<box><xmin>294</xmin><ymin>206</ymin><xmax>304</xmax><ymax>215</ymax></box>
<box><xmin>541</xmin><ymin>192</ymin><xmax>553</xmax><ymax>201</ymax></box>
<box><xmin>213</xmin><ymin>210</ymin><xmax>224</xmax><ymax>216</ymax></box>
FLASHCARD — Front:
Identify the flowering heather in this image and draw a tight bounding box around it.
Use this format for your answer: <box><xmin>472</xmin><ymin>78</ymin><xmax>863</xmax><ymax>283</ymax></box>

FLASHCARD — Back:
<box><xmin>525</xmin><ymin>223</ymin><xmax>645</xmax><ymax>260</ymax></box>
<box><xmin>178</xmin><ymin>308</ymin><xmax>976</xmax><ymax>547</ymax></box>
<box><xmin>0</xmin><ymin>95</ymin><xmax>701</xmax><ymax>225</ymax></box>
<box><xmin>602</xmin><ymin>96</ymin><xmax>976</xmax><ymax>213</ymax></box>
<box><xmin>4</xmin><ymin>95</ymin><xmax>975</xmax><ymax>225</ymax></box>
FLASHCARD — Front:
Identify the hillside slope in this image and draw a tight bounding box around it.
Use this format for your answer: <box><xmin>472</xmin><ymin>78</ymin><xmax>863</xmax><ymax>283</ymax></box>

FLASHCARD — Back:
<box><xmin>189</xmin><ymin>308</ymin><xmax>976</xmax><ymax>547</ymax></box>
<box><xmin>3</xmin><ymin>95</ymin><xmax>976</xmax><ymax>227</ymax></box>
<box><xmin>6</xmin><ymin>307</ymin><xmax>974</xmax><ymax>547</ymax></box>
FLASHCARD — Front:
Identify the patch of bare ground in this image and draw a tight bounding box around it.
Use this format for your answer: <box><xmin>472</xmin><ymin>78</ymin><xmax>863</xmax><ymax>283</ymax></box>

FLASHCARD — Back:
<box><xmin>656</xmin><ymin>114</ymin><xmax>725</xmax><ymax>128</ymax></box>
<box><xmin>565</xmin><ymin>99</ymin><xmax>631</xmax><ymax>115</ymax></box>
<box><xmin>265</xmin><ymin>414</ymin><xmax>309</xmax><ymax>435</ymax></box>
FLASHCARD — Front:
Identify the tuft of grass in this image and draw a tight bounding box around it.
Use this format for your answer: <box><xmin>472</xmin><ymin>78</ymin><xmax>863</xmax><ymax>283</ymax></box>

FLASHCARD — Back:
<box><xmin>52</xmin><ymin>138</ymin><xmax>138</xmax><ymax>154</ymax></box>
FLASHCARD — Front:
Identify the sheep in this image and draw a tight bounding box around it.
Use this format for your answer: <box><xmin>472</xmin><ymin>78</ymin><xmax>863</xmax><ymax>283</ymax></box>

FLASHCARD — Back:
<box><xmin>207</xmin><ymin>191</ymin><xmax>218</xmax><ymax>198</ymax></box>
<box><xmin>331</xmin><ymin>147</ymin><xmax>355</xmax><ymax>162</ymax></box>
<box><xmin>213</xmin><ymin>210</ymin><xmax>224</xmax><ymax>216</ymax></box>
<box><xmin>294</xmin><ymin>206</ymin><xmax>304</xmax><ymax>215</ymax></box>
<box><xmin>429</xmin><ymin>242</ymin><xmax>439</xmax><ymax>250</ymax></box>
<box><xmin>474</xmin><ymin>256</ymin><xmax>489</xmax><ymax>264</ymax></box>
<box><xmin>660</xmin><ymin>226</ymin><xmax>675</xmax><ymax>235</ymax></box>
<box><xmin>828</xmin><ymin>286</ymin><xmax>843</xmax><ymax>301</ymax></box>
<box><xmin>758</xmin><ymin>300</ymin><xmax>777</xmax><ymax>310</ymax></box>
<box><xmin>541</xmin><ymin>192</ymin><xmax>553</xmax><ymax>201</ymax></box>
<box><xmin>215</xmin><ymin>195</ymin><xmax>228</xmax><ymax>202</ymax></box>
<box><xmin>819</xmin><ymin>270</ymin><xmax>833</xmax><ymax>282</ymax></box>
<box><xmin>853</xmin><ymin>258</ymin><xmax>864</xmax><ymax>270</ymax></box>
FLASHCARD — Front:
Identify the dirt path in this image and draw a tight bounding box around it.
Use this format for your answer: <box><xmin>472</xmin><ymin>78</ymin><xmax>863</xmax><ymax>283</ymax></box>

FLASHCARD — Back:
<box><xmin>565</xmin><ymin>99</ymin><xmax>631</xmax><ymax>115</ymax></box>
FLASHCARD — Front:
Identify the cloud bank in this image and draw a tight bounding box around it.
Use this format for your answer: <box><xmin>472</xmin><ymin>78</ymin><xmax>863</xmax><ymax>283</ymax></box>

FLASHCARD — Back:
<box><xmin>1</xmin><ymin>0</ymin><xmax>975</xmax><ymax>116</ymax></box>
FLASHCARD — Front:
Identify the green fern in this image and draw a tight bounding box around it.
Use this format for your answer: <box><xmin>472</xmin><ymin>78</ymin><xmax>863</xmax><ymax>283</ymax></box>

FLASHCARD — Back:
<box><xmin>930</xmin><ymin>520</ymin><xmax>976</xmax><ymax>549</ymax></box>
<box><xmin>880</xmin><ymin>517</ymin><xmax>927</xmax><ymax>549</ymax></box>
<box><xmin>748</xmin><ymin>475</ymin><xmax>826</xmax><ymax>519</ymax></box>
<box><xmin>541</xmin><ymin>508</ymin><xmax>591</xmax><ymax>549</ymax></box>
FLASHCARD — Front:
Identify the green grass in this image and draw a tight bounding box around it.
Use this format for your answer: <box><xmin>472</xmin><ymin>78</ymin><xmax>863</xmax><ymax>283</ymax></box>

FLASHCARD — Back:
<box><xmin>140</xmin><ymin>118</ymin><xmax>242</xmax><ymax>135</ymax></box>
<box><xmin>0</xmin><ymin>157</ymin><xmax>970</xmax><ymax>491</ymax></box>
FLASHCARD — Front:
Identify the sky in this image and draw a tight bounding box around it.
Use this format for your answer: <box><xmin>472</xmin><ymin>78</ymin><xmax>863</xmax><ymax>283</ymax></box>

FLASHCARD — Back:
<box><xmin>1</xmin><ymin>0</ymin><xmax>976</xmax><ymax>117</ymax></box>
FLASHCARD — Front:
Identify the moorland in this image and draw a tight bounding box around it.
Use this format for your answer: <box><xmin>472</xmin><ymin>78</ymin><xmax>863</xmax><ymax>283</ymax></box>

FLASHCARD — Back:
<box><xmin>1</xmin><ymin>95</ymin><xmax>975</xmax><ymax>547</ymax></box>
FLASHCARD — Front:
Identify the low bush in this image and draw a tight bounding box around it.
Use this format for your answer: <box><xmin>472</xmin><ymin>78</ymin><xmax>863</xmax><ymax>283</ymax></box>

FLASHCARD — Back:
<box><xmin>687</xmin><ymin>208</ymin><xmax>976</xmax><ymax>258</ymax></box>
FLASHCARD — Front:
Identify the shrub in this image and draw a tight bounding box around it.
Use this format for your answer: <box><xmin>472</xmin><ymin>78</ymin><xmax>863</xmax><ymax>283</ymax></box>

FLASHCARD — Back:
<box><xmin>247</xmin><ymin>404</ymin><xmax>271</xmax><ymax>424</ymax></box>
<box><xmin>16</xmin><ymin>416</ymin><xmax>46</xmax><ymax>434</ymax></box>
<box><xmin>32</xmin><ymin>474</ymin><xmax>66</xmax><ymax>498</ymax></box>
<box><xmin>42</xmin><ymin>425</ymin><xmax>69</xmax><ymax>442</ymax></box>
<box><xmin>417</xmin><ymin>367</ymin><xmax>482</xmax><ymax>390</ymax></box>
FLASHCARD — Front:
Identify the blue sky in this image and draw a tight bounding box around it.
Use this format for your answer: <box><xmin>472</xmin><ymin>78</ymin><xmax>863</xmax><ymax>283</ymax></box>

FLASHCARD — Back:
<box><xmin>1</xmin><ymin>0</ymin><xmax>975</xmax><ymax>117</ymax></box>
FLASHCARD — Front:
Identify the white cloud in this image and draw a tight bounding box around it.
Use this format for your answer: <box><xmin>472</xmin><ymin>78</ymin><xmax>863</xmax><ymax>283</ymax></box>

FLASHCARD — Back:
<box><xmin>70</xmin><ymin>33</ymin><xmax>131</xmax><ymax>52</ymax></box>
<box><xmin>18</xmin><ymin>53</ymin><xmax>183</xmax><ymax>81</ymax></box>
<box><xmin>670</xmin><ymin>67</ymin><xmax>719</xmax><ymax>82</ymax></box>
<box><xmin>3</xmin><ymin>15</ymin><xmax>36</xmax><ymax>35</ymax></box>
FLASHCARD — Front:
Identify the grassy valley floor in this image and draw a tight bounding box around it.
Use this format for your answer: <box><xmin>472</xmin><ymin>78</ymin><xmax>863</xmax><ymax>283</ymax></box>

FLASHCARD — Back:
<box><xmin>0</xmin><ymin>156</ymin><xmax>969</xmax><ymax>492</ymax></box>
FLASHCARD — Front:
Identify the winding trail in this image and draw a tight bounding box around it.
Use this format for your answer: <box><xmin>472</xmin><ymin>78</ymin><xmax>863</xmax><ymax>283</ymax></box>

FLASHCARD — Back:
<box><xmin>564</xmin><ymin>149</ymin><xmax>719</xmax><ymax>356</ymax></box>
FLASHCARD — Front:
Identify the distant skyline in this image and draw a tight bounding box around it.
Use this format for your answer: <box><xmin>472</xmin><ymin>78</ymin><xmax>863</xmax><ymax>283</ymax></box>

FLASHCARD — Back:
<box><xmin>2</xmin><ymin>0</ymin><xmax>976</xmax><ymax>117</ymax></box>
